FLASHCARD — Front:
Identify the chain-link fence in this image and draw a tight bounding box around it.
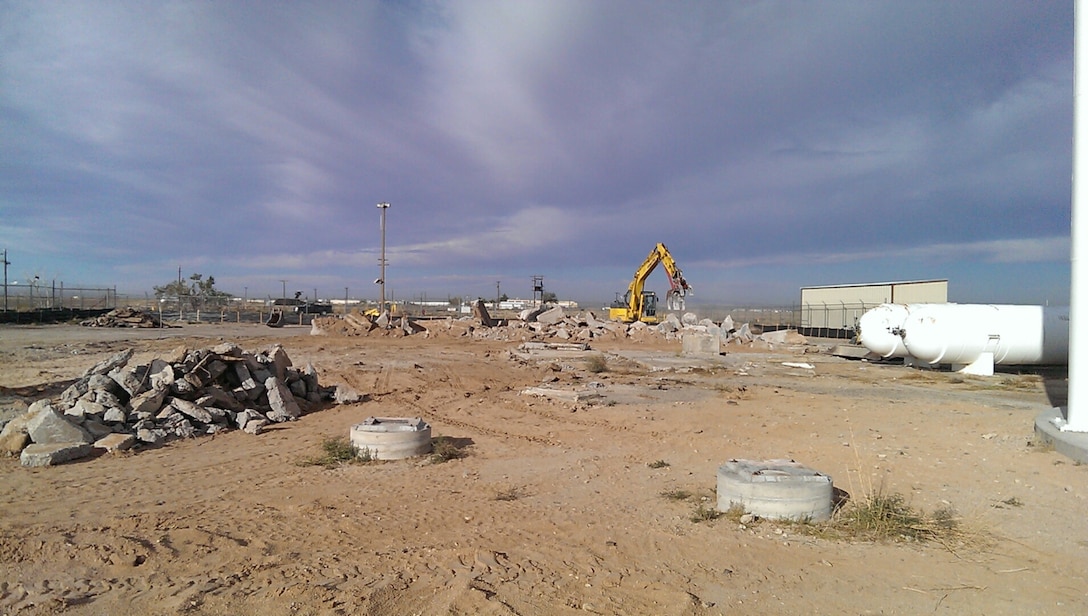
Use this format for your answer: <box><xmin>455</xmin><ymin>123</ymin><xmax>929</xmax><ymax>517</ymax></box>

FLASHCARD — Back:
<box><xmin>1</xmin><ymin>284</ymin><xmax>117</xmax><ymax>312</ymax></box>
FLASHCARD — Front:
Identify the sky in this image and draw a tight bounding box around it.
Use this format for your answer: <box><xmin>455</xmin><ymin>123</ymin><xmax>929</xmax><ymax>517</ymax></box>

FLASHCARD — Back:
<box><xmin>0</xmin><ymin>1</ymin><xmax>1074</xmax><ymax>308</ymax></box>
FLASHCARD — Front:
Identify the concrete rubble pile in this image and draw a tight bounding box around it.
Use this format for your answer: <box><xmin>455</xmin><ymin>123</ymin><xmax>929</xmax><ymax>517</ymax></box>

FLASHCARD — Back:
<box><xmin>80</xmin><ymin>306</ymin><xmax>165</xmax><ymax>328</ymax></box>
<box><xmin>312</xmin><ymin>303</ymin><xmax>807</xmax><ymax>348</ymax></box>
<box><xmin>0</xmin><ymin>343</ymin><xmax>348</xmax><ymax>467</ymax></box>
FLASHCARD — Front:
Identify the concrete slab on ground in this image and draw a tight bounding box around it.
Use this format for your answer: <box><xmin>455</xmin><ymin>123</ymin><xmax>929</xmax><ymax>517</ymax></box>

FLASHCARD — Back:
<box><xmin>1034</xmin><ymin>407</ymin><xmax>1088</xmax><ymax>464</ymax></box>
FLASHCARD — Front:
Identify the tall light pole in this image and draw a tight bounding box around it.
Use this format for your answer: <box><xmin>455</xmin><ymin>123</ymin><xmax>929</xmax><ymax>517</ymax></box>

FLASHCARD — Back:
<box><xmin>377</xmin><ymin>202</ymin><xmax>390</xmax><ymax>312</ymax></box>
<box><xmin>2</xmin><ymin>249</ymin><xmax>9</xmax><ymax>312</ymax></box>
<box><xmin>280</xmin><ymin>279</ymin><xmax>287</xmax><ymax>300</ymax></box>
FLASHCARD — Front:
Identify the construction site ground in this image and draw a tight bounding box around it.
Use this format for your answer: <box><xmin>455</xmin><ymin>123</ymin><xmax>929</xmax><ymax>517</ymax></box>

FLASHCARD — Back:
<box><xmin>0</xmin><ymin>323</ymin><xmax>1085</xmax><ymax>615</ymax></box>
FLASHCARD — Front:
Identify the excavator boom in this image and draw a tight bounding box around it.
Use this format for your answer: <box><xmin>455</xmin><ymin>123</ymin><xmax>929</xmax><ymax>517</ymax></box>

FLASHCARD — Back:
<box><xmin>609</xmin><ymin>243</ymin><xmax>692</xmax><ymax>323</ymax></box>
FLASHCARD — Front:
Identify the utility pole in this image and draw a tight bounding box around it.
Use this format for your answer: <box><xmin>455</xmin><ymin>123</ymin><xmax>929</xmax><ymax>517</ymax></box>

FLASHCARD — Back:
<box><xmin>377</xmin><ymin>202</ymin><xmax>390</xmax><ymax>312</ymax></box>
<box><xmin>496</xmin><ymin>280</ymin><xmax>501</xmax><ymax>308</ymax></box>
<box><xmin>280</xmin><ymin>279</ymin><xmax>287</xmax><ymax>300</ymax></box>
<box><xmin>2</xmin><ymin>249</ymin><xmax>9</xmax><ymax>312</ymax></box>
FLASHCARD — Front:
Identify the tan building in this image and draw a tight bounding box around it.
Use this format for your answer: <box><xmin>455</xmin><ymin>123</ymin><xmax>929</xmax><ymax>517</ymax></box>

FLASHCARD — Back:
<box><xmin>800</xmin><ymin>279</ymin><xmax>948</xmax><ymax>332</ymax></box>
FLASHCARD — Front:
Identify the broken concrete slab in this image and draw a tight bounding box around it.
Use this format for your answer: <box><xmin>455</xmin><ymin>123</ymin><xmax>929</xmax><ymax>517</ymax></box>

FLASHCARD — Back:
<box><xmin>760</xmin><ymin>329</ymin><xmax>808</xmax><ymax>345</ymax></box>
<box><xmin>473</xmin><ymin>300</ymin><xmax>495</xmax><ymax>327</ymax></box>
<box><xmin>264</xmin><ymin>377</ymin><xmax>301</xmax><ymax>422</ymax></box>
<box><xmin>21</xmin><ymin>442</ymin><xmax>94</xmax><ymax>467</ymax></box>
<box><xmin>536</xmin><ymin>306</ymin><xmax>565</xmax><ymax>325</ymax></box>
<box><xmin>27</xmin><ymin>406</ymin><xmax>93</xmax><ymax>445</ymax></box>
<box><xmin>682</xmin><ymin>332</ymin><xmax>721</xmax><ymax>356</ymax></box>
<box><xmin>94</xmin><ymin>433</ymin><xmax>136</xmax><ymax>453</ymax></box>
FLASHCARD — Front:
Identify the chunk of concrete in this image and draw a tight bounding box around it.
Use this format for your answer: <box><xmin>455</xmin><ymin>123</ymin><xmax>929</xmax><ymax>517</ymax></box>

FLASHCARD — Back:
<box><xmin>81</xmin><ymin>349</ymin><xmax>134</xmax><ymax>378</ymax></box>
<box><xmin>334</xmin><ymin>385</ymin><xmax>364</xmax><ymax>405</ymax></box>
<box><xmin>269</xmin><ymin>345</ymin><xmax>291</xmax><ymax>381</ymax></box>
<box><xmin>536</xmin><ymin>306</ymin><xmax>565</xmax><ymax>325</ymax></box>
<box><xmin>264</xmin><ymin>377</ymin><xmax>301</xmax><ymax>422</ymax></box>
<box><xmin>130</xmin><ymin>386</ymin><xmax>168</xmax><ymax>415</ymax></box>
<box><xmin>473</xmin><ymin>300</ymin><xmax>495</xmax><ymax>327</ymax></box>
<box><xmin>20</xmin><ymin>442</ymin><xmax>94</xmax><ymax>467</ymax></box>
<box><xmin>682</xmin><ymin>332</ymin><xmax>721</xmax><ymax>356</ymax></box>
<box><xmin>168</xmin><ymin>398</ymin><xmax>214</xmax><ymax>424</ymax></box>
<box><xmin>27</xmin><ymin>406</ymin><xmax>93</xmax><ymax>445</ymax></box>
<box><xmin>94</xmin><ymin>433</ymin><xmax>136</xmax><ymax>452</ymax></box>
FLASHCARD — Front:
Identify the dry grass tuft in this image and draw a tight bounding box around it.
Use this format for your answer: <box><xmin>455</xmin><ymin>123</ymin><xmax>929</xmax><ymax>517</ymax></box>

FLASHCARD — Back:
<box><xmin>494</xmin><ymin>485</ymin><xmax>529</xmax><ymax>501</ymax></box>
<box><xmin>585</xmin><ymin>354</ymin><xmax>609</xmax><ymax>374</ymax></box>
<box><xmin>660</xmin><ymin>489</ymin><xmax>692</xmax><ymax>501</ymax></box>
<box><xmin>690</xmin><ymin>503</ymin><xmax>723</xmax><ymax>523</ymax></box>
<box><xmin>430</xmin><ymin>436</ymin><xmax>467</xmax><ymax>463</ymax></box>
<box><xmin>297</xmin><ymin>437</ymin><xmax>365</xmax><ymax>468</ymax></box>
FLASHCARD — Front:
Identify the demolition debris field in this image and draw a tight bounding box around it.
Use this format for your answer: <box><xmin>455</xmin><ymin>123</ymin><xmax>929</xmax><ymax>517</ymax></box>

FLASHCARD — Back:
<box><xmin>0</xmin><ymin>321</ymin><xmax>1085</xmax><ymax>615</ymax></box>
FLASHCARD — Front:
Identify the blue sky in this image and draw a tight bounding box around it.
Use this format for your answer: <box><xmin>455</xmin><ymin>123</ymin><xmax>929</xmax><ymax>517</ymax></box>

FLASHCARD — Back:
<box><xmin>0</xmin><ymin>1</ymin><xmax>1073</xmax><ymax>307</ymax></box>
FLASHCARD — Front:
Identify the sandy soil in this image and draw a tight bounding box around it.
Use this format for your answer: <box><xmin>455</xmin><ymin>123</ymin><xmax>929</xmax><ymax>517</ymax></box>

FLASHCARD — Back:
<box><xmin>0</xmin><ymin>322</ymin><xmax>1085</xmax><ymax>615</ymax></box>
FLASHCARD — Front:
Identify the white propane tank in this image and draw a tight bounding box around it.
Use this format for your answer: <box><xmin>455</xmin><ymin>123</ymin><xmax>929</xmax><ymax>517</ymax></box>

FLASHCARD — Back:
<box><xmin>857</xmin><ymin>303</ymin><xmax>913</xmax><ymax>358</ymax></box>
<box><xmin>900</xmin><ymin>304</ymin><xmax>1069</xmax><ymax>374</ymax></box>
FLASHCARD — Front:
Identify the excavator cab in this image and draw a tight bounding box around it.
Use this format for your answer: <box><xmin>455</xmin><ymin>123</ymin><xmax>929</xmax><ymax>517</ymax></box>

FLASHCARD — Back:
<box><xmin>641</xmin><ymin>291</ymin><xmax>658</xmax><ymax>319</ymax></box>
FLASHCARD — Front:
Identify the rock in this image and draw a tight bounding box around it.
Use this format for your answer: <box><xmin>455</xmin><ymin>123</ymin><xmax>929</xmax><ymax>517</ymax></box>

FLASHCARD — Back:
<box><xmin>82</xmin><ymin>349</ymin><xmax>134</xmax><ymax>378</ymax></box>
<box><xmin>135</xmin><ymin>427</ymin><xmax>166</xmax><ymax>445</ymax></box>
<box><xmin>82</xmin><ymin>419</ymin><xmax>114</xmax><ymax>439</ymax></box>
<box><xmin>473</xmin><ymin>300</ymin><xmax>495</xmax><ymax>327</ymax></box>
<box><xmin>168</xmin><ymin>398</ymin><xmax>214</xmax><ymax>424</ymax></box>
<box><xmin>88</xmin><ymin>373</ymin><xmax>128</xmax><ymax>402</ymax></box>
<box><xmin>682</xmin><ymin>332</ymin><xmax>720</xmax><ymax>355</ymax></box>
<box><xmin>103</xmin><ymin>407</ymin><xmax>127</xmax><ymax>424</ymax></box>
<box><xmin>658</xmin><ymin>313</ymin><xmax>682</xmax><ymax>333</ymax></box>
<box><xmin>682</xmin><ymin>312</ymin><xmax>699</xmax><ymax>325</ymax></box>
<box><xmin>27</xmin><ymin>406</ymin><xmax>93</xmax><ymax>445</ymax></box>
<box><xmin>149</xmin><ymin>359</ymin><xmax>175</xmax><ymax>390</ymax></box>
<box><xmin>95</xmin><ymin>433</ymin><xmax>135</xmax><ymax>452</ymax></box>
<box><xmin>67</xmin><ymin>399</ymin><xmax>106</xmax><ymax>419</ymax></box>
<box><xmin>0</xmin><ymin>430</ymin><xmax>30</xmax><ymax>456</ymax></box>
<box><xmin>536</xmin><ymin>306</ymin><xmax>565</xmax><ymax>325</ymax></box>
<box><xmin>110</xmin><ymin>367</ymin><xmax>145</xmax><ymax>398</ymax></box>
<box><xmin>196</xmin><ymin>386</ymin><xmax>244</xmax><ymax>412</ymax></box>
<box><xmin>760</xmin><ymin>329</ymin><xmax>808</xmax><ymax>345</ymax></box>
<box><xmin>269</xmin><ymin>345</ymin><xmax>291</xmax><ymax>381</ymax></box>
<box><xmin>0</xmin><ymin>411</ymin><xmax>37</xmax><ymax>455</ymax></box>
<box><xmin>721</xmin><ymin>314</ymin><xmax>734</xmax><ymax>333</ymax></box>
<box><xmin>289</xmin><ymin>379</ymin><xmax>307</xmax><ymax>398</ymax></box>
<box><xmin>334</xmin><ymin>385</ymin><xmax>364</xmax><ymax>404</ymax></box>
<box><xmin>20</xmin><ymin>442</ymin><xmax>94</xmax><ymax>466</ymax></box>
<box><xmin>264</xmin><ymin>377</ymin><xmax>301</xmax><ymax>422</ymax></box>
<box><xmin>211</xmin><ymin>342</ymin><xmax>243</xmax><ymax>357</ymax></box>
<box><xmin>242</xmin><ymin>418</ymin><xmax>268</xmax><ymax>435</ymax></box>
<box><xmin>94</xmin><ymin>390</ymin><xmax>123</xmax><ymax>409</ymax></box>
<box><xmin>130</xmin><ymin>386</ymin><xmax>168</xmax><ymax>415</ymax></box>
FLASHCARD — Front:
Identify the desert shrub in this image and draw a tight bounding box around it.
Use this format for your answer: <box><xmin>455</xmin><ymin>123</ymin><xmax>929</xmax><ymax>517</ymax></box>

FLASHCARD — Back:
<box><xmin>430</xmin><ymin>436</ymin><xmax>467</xmax><ymax>463</ymax></box>
<box><xmin>585</xmin><ymin>354</ymin><xmax>609</xmax><ymax>373</ymax></box>
<box><xmin>297</xmin><ymin>437</ymin><xmax>363</xmax><ymax>467</ymax></box>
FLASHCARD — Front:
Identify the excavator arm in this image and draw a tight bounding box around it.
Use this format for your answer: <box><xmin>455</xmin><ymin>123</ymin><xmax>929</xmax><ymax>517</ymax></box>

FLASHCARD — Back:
<box><xmin>609</xmin><ymin>243</ymin><xmax>693</xmax><ymax>323</ymax></box>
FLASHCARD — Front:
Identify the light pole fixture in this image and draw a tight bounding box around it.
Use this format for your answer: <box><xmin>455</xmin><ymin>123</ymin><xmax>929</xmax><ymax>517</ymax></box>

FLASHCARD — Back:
<box><xmin>376</xmin><ymin>202</ymin><xmax>390</xmax><ymax>312</ymax></box>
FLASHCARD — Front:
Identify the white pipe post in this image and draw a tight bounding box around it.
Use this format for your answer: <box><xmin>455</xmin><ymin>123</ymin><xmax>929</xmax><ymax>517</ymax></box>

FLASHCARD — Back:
<box><xmin>1065</xmin><ymin>0</ymin><xmax>1088</xmax><ymax>431</ymax></box>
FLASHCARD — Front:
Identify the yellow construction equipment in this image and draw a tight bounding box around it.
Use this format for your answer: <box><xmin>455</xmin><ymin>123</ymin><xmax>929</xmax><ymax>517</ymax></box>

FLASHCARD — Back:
<box><xmin>608</xmin><ymin>243</ymin><xmax>693</xmax><ymax>323</ymax></box>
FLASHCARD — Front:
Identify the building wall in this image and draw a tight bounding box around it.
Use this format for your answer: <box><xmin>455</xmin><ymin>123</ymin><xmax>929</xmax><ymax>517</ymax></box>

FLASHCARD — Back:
<box><xmin>800</xmin><ymin>280</ymin><xmax>948</xmax><ymax>330</ymax></box>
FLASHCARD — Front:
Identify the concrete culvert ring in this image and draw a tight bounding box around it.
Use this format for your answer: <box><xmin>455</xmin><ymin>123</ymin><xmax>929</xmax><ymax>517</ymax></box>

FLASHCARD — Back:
<box><xmin>717</xmin><ymin>458</ymin><xmax>833</xmax><ymax>522</ymax></box>
<box><xmin>350</xmin><ymin>417</ymin><xmax>433</xmax><ymax>460</ymax></box>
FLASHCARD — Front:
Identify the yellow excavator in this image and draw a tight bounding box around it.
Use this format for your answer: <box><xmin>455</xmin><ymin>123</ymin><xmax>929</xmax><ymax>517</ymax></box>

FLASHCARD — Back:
<box><xmin>608</xmin><ymin>243</ymin><xmax>693</xmax><ymax>323</ymax></box>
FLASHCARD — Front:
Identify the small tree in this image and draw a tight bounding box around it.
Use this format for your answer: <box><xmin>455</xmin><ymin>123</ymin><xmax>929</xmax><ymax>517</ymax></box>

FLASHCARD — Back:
<box><xmin>541</xmin><ymin>291</ymin><xmax>558</xmax><ymax>304</ymax></box>
<box><xmin>154</xmin><ymin>272</ymin><xmax>232</xmax><ymax>312</ymax></box>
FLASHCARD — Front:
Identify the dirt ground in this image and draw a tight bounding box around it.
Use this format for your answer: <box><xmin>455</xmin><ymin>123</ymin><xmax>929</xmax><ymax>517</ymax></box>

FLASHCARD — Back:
<box><xmin>0</xmin><ymin>322</ymin><xmax>1085</xmax><ymax>615</ymax></box>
